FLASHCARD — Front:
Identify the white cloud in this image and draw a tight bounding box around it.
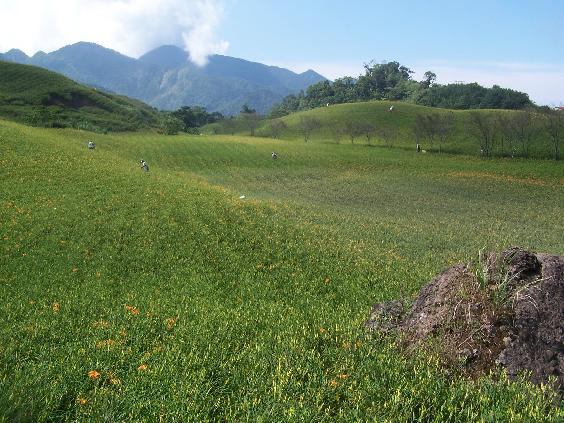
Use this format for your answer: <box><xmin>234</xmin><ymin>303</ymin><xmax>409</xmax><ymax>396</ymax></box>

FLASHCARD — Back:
<box><xmin>0</xmin><ymin>0</ymin><xmax>228</xmax><ymax>65</ymax></box>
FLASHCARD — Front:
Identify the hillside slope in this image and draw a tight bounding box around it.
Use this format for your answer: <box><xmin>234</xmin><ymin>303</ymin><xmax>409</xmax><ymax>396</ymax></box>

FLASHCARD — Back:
<box><xmin>229</xmin><ymin>101</ymin><xmax>555</xmax><ymax>158</ymax></box>
<box><xmin>0</xmin><ymin>61</ymin><xmax>160</xmax><ymax>131</ymax></box>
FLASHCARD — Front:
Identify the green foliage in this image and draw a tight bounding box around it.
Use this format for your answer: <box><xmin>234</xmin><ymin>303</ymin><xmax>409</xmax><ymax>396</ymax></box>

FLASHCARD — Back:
<box><xmin>0</xmin><ymin>120</ymin><xmax>562</xmax><ymax>421</ymax></box>
<box><xmin>0</xmin><ymin>61</ymin><xmax>160</xmax><ymax>132</ymax></box>
<box><xmin>419</xmin><ymin>83</ymin><xmax>532</xmax><ymax>110</ymax></box>
<box><xmin>171</xmin><ymin>106</ymin><xmax>223</xmax><ymax>131</ymax></box>
<box><xmin>159</xmin><ymin>113</ymin><xmax>184</xmax><ymax>135</ymax></box>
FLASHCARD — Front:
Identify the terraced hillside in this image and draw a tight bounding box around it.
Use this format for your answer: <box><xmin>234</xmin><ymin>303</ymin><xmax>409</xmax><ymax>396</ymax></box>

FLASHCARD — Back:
<box><xmin>0</xmin><ymin>61</ymin><xmax>160</xmax><ymax>132</ymax></box>
<box><xmin>1</xmin><ymin>119</ymin><xmax>562</xmax><ymax>421</ymax></box>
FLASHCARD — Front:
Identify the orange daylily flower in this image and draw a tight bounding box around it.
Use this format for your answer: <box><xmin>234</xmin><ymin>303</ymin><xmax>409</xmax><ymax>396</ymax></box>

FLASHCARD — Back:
<box><xmin>125</xmin><ymin>305</ymin><xmax>140</xmax><ymax>315</ymax></box>
<box><xmin>165</xmin><ymin>317</ymin><xmax>177</xmax><ymax>330</ymax></box>
<box><xmin>88</xmin><ymin>370</ymin><xmax>100</xmax><ymax>379</ymax></box>
<box><xmin>137</xmin><ymin>364</ymin><xmax>148</xmax><ymax>371</ymax></box>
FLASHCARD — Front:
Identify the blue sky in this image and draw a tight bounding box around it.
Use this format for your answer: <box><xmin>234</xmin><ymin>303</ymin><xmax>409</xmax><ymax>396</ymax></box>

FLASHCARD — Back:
<box><xmin>220</xmin><ymin>0</ymin><xmax>563</xmax><ymax>65</ymax></box>
<box><xmin>1</xmin><ymin>0</ymin><xmax>563</xmax><ymax>105</ymax></box>
<box><xmin>218</xmin><ymin>0</ymin><xmax>564</xmax><ymax>105</ymax></box>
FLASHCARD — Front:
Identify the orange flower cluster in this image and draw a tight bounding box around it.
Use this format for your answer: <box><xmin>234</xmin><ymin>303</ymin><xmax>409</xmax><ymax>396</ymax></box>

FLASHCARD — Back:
<box><xmin>165</xmin><ymin>317</ymin><xmax>177</xmax><ymax>330</ymax></box>
<box><xmin>137</xmin><ymin>364</ymin><xmax>148</xmax><ymax>371</ymax></box>
<box><xmin>88</xmin><ymin>370</ymin><xmax>100</xmax><ymax>380</ymax></box>
<box><xmin>125</xmin><ymin>305</ymin><xmax>140</xmax><ymax>315</ymax></box>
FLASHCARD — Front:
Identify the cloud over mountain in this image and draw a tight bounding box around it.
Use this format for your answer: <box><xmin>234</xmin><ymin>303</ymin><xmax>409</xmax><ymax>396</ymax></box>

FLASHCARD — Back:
<box><xmin>0</xmin><ymin>0</ymin><xmax>228</xmax><ymax>65</ymax></box>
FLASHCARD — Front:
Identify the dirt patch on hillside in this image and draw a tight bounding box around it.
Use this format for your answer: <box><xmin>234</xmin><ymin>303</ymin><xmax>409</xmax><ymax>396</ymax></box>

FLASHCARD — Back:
<box><xmin>366</xmin><ymin>247</ymin><xmax>563</xmax><ymax>390</ymax></box>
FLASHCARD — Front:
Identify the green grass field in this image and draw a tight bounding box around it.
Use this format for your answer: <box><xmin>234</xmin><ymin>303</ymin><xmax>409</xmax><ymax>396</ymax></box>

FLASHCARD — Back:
<box><xmin>1</xmin><ymin>119</ymin><xmax>563</xmax><ymax>421</ymax></box>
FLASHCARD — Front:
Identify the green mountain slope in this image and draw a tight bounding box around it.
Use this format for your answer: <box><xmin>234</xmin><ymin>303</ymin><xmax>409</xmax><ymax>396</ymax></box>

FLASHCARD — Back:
<box><xmin>0</xmin><ymin>61</ymin><xmax>160</xmax><ymax>131</ymax></box>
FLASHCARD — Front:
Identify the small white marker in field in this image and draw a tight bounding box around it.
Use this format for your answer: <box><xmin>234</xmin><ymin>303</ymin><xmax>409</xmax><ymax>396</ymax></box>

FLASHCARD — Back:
<box><xmin>239</xmin><ymin>195</ymin><xmax>246</xmax><ymax>199</ymax></box>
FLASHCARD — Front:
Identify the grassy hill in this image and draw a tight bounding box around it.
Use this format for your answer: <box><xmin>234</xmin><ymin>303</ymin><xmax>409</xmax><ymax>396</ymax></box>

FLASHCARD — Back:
<box><xmin>0</xmin><ymin>61</ymin><xmax>160</xmax><ymax>132</ymax></box>
<box><xmin>1</xmin><ymin>119</ymin><xmax>563</xmax><ymax>420</ymax></box>
<box><xmin>207</xmin><ymin>101</ymin><xmax>557</xmax><ymax>159</ymax></box>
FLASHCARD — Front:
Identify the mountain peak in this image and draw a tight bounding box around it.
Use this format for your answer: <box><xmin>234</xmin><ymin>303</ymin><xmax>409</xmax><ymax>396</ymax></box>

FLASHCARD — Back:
<box><xmin>2</xmin><ymin>49</ymin><xmax>30</xmax><ymax>63</ymax></box>
<box><xmin>138</xmin><ymin>45</ymin><xmax>188</xmax><ymax>69</ymax></box>
<box><xmin>58</xmin><ymin>41</ymin><xmax>128</xmax><ymax>56</ymax></box>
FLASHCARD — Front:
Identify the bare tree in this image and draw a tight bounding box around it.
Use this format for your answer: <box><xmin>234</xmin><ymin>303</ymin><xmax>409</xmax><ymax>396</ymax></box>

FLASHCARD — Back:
<box><xmin>222</xmin><ymin>118</ymin><xmax>237</xmax><ymax>135</ymax></box>
<box><xmin>331</xmin><ymin>126</ymin><xmax>345</xmax><ymax>144</ymax></box>
<box><xmin>511</xmin><ymin>110</ymin><xmax>536</xmax><ymax>158</ymax></box>
<box><xmin>543</xmin><ymin>109</ymin><xmax>562</xmax><ymax>160</ymax></box>
<box><xmin>241</xmin><ymin>112</ymin><xmax>261</xmax><ymax>136</ymax></box>
<box><xmin>412</xmin><ymin>119</ymin><xmax>424</xmax><ymax>151</ymax></box>
<box><xmin>344</xmin><ymin>120</ymin><xmax>362</xmax><ymax>144</ymax></box>
<box><xmin>298</xmin><ymin>116</ymin><xmax>321</xmax><ymax>142</ymax></box>
<box><xmin>358</xmin><ymin>121</ymin><xmax>376</xmax><ymax>145</ymax></box>
<box><xmin>378</xmin><ymin>127</ymin><xmax>398</xmax><ymax>148</ymax></box>
<box><xmin>436</xmin><ymin>112</ymin><xmax>455</xmax><ymax>153</ymax></box>
<box><xmin>469</xmin><ymin>112</ymin><xmax>497</xmax><ymax>157</ymax></box>
<box><xmin>414</xmin><ymin>113</ymin><xmax>439</xmax><ymax>151</ymax></box>
<box><xmin>496</xmin><ymin>113</ymin><xmax>517</xmax><ymax>157</ymax></box>
<box><xmin>269</xmin><ymin>119</ymin><xmax>287</xmax><ymax>139</ymax></box>
<box><xmin>424</xmin><ymin>114</ymin><xmax>440</xmax><ymax>151</ymax></box>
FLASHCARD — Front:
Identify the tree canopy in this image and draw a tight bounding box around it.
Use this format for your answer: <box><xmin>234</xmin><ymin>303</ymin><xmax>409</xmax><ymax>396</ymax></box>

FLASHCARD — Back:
<box><xmin>269</xmin><ymin>61</ymin><xmax>533</xmax><ymax>117</ymax></box>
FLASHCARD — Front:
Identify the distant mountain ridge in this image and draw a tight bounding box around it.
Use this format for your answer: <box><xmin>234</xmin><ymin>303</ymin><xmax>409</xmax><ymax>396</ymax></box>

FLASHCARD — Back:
<box><xmin>0</xmin><ymin>42</ymin><xmax>326</xmax><ymax>115</ymax></box>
